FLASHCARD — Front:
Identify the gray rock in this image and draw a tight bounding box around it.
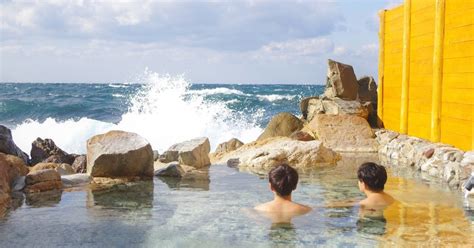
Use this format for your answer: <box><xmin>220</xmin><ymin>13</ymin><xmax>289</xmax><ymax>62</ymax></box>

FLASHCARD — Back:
<box><xmin>154</xmin><ymin>163</ymin><xmax>185</xmax><ymax>178</ymax></box>
<box><xmin>162</xmin><ymin>137</ymin><xmax>211</xmax><ymax>168</ymax></box>
<box><xmin>323</xmin><ymin>59</ymin><xmax>359</xmax><ymax>100</ymax></box>
<box><xmin>71</xmin><ymin>155</ymin><xmax>87</xmax><ymax>173</ymax></box>
<box><xmin>0</xmin><ymin>125</ymin><xmax>29</xmax><ymax>164</ymax></box>
<box><xmin>86</xmin><ymin>130</ymin><xmax>154</xmax><ymax>178</ymax></box>
<box><xmin>30</xmin><ymin>138</ymin><xmax>75</xmax><ymax>165</ymax></box>
<box><xmin>257</xmin><ymin>112</ymin><xmax>303</xmax><ymax>141</ymax></box>
<box><xmin>12</xmin><ymin>176</ymin><xmax>25</xmax><ymax>191</ymax></box>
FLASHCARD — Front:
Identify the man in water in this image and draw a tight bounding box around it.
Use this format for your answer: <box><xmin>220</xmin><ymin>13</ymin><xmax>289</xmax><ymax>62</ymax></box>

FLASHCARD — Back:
<box><xmin>255</xmin><ymin>163</ymin><xmax>312</xmax><ymax>223</ymax></box>
<box><xmin>357</xmin><ymin>162</ymin><xmax>395</xmax><ymax>210</ymax></box>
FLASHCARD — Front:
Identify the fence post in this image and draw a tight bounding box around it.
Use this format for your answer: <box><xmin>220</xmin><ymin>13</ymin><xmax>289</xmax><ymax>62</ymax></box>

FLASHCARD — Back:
<box><xmin>378</xmin><ymin>10</ymin><xmax>386</xmax><ymax>121</ymax></box>
<box><xmin>431</xmin><ymin>0</ymin><xmax>446</xmax><ymax>142</ymax></box>
<box><xmin>400</xmin><ymin>0</ymin><xmax>411</xmax><ymax>134</ymax></box>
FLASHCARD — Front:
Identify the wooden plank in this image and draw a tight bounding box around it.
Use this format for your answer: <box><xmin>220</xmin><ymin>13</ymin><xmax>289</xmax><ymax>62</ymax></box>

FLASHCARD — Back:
<box><xmin>443</xmin><ymin>57</ymin><xmax>474</xmax><ymax>73</ymax></box>
<box><xmin>442</xmin><ymin>73</ymin><xmax>474</xmax><ymax>89</ymax></box>
<box><xmin>441</xmin><ymin>102</ymin><xmax>473</xmax><ymax>121</ymax></box>
<box><xmin>443</xmin><ymin>41</ymin><xmax>474</xmax><ymax>59</ymax></box>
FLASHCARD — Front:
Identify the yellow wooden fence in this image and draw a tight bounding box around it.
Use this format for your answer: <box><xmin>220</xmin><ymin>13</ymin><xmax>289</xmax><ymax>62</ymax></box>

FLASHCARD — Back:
<box><xmin>378</xmin><ymin>0</ymin><xmax>474</xmax><ymax>151</ymax></box>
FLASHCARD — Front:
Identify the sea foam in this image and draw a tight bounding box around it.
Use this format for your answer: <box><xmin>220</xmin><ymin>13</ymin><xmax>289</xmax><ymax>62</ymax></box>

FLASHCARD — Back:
<box><xmin>11</xmin><ymin>72</ymin><xmax>263</xmax><ymax>154</ymax></box>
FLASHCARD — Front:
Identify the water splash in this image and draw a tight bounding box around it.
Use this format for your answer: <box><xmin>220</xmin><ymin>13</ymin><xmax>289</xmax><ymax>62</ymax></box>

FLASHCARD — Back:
<box><xmin>12</xmin><ymin>71</ymin><xmax>263</xmax><ymax>154</ymax></box>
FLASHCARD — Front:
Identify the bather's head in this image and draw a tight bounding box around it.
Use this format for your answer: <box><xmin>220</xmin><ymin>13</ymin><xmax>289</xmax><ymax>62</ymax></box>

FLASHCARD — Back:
<box><xmin>357</xmin><ymin>162</ymin><xmax>387</xmax><ymax>193</ymax></box>
<box><xmin>269</xmin><ymin>163</ymin><xmax>299</xmax><ymax>197</ymax></box>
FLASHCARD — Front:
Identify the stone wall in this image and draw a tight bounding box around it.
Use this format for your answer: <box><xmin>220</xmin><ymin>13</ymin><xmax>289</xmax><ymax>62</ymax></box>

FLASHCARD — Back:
<box><xmin>376</xmin><ymin>129</ymin><xmax>474</xmax><ymax>190</ymax></box>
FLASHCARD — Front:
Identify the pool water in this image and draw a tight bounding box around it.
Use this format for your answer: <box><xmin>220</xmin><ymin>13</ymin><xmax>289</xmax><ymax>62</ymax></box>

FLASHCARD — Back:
<box><xmin>1</xmin><ymin>154</ymin><xmax>473</xmax><ymax>247</ymax></box>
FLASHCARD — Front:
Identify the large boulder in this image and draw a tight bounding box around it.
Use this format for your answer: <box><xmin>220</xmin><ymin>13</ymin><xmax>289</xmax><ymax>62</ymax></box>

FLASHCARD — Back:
<box><xmin>30</xmin><ymin>138</ymin><xmax>75</xmax><ymax>165</ymax></box>
<box><xmin>161</xmin><ymin>137</ymin><xmax>211</xmax><ymax>168</ymax></box>
<box><xmin>0</xmin><ymin>125</ymin><xmax>29</xmax><ymax>164</ymax></box>
<box><xmin>24</xmin><ymin>169</ymin><xmax>62</xmax><ymax>193</ymax></box>
<box><xmin>30</xmin><ymin>162</ymin><xmax>75</xmax><ymax>176</ymax></box>
<box><xmin>323</xmin><ymin>59</ymin><xmax>359</xmax><ymax>100</ymax></box>
<box><xmin>257</xmin><ymin>112</ymin><xmax>303</xmax><ymax>141</ymax></box>
<box><xmin>305</xmin><ymin>97</ymin><xmax>368</xmax><ymax>122</ymax></box>
<box><xmin>306</xmin><ymin>114</ymin><xmax>378</xmax><ymax>152</ymax></box>
<box><xmin>217</xmin><ymin>138</ymin><xmax>340</xmax><ymax>174</ymax></box>
<box><xmin>0</xmin><ymin>153</ymin><xmax>30</xmax><ymax>209</ymax></box>
<box><xmin>86</xmin><ymin>130</ymin><xmax>154</xmax><ymax>178</ymax></box>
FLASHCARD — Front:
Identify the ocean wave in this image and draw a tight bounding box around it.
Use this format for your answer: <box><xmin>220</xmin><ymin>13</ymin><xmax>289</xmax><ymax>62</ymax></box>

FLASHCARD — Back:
<box><xmin>256</xmin><ymin>94</ymin><xmax>296</xmax><ymax>102</ymax></box>
<box><xmin>112</xmin><ymin>93</ymin><xmax>126</xmax><ymax>98</ymax></box>
<box><xmin>11</xmin><ymin>72</ymin><xmax>263</xmax><ymax>154</ymax></box>
<box><xmin>108</xmin><ymin>84</ymin><xmax>130</xmax><ymax>88</ymax></box>
<box><xmin>188</xmin><ymin>87</ymin><xmax>248</xmax><ymax>96</ymax></box>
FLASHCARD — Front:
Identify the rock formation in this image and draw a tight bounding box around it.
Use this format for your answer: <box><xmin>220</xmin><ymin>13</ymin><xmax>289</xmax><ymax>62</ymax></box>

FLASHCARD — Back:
<box><xmin>304</xmin><ymin>114</ymin><xmax>378</xmax><ymax>152</ymax></box>
<box><xmin>0</xmin><ymin>125</ymin><xmax>29</xmax><ymax>164</ymax></box>
<box><xmin>86</xmin><ymin>130</ymin><xmax>154</xmax><ymax>178</ymax></box>
<box><xmin>24</xmin><ymin>169</ymin><xmax>62</xmax><ymax>193</ymax></box>
<box><xmin>30</xmin><ymin>138</ymin><xmax>75</xmax><ymax>165</ymax></box>
<box><xmin>215</xmin><ymin>137</ymin><xmax>340</xmax><ymax>174</ymax></box>
<box><xmin>323</xmin><ymin>59</ymin><xmax>359</xmax><ymax>100</ymax></box>
<box><xmin>257</xmin><ymin>112</ymin><xmax>303</xmax><ymax>141</ymax></box>
<box><xmin>160</xmin><ymin>137</ymin><xmax>211</xmax><ymax>168</ymax></box>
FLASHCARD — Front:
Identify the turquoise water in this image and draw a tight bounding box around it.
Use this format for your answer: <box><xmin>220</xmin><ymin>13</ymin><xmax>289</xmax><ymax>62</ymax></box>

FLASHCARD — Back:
<box><xmin>1</xmin><ymin>155</ymin><xmax>472</xmax><ymax>247</ymax></box>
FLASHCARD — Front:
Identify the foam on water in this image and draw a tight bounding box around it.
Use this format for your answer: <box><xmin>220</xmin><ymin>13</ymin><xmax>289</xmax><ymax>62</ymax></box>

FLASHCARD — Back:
<box><xmin>11</xmin><ymin>72</ymin><xmax>263</xmax><ymax>154</ymax></box>
<box><xmin>256</xmin><ymin>94</ymin><xmax>296</xmax><ymax>102</ymax></box>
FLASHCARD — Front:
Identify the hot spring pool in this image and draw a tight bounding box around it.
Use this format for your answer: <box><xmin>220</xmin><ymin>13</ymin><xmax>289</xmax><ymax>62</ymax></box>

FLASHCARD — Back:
<box><xmin>1</xmin><ymin>155</ymin><xmax>473</xmax><ymax>247</ymax></box>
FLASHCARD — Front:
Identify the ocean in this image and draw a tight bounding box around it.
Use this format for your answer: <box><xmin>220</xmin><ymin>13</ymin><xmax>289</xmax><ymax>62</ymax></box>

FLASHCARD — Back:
<box><xmin>0</xmin><ymin>73</ymin><xmax>323</xmax><ymax>155</ymax></box>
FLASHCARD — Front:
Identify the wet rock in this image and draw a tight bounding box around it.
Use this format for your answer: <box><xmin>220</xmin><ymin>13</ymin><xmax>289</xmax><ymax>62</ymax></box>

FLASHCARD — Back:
<box><xmin>0</xmin><ymin>125</ymin><xmax>29</xmax><ymax>164</ymax></box>
<box><xmin>61</xmin><ymin>174</ymin><xmax>91</xmax><ymax>187</ymax></box>
<box><xmin>30</xmin><ymin>162</ymin><xmax>75</xmax><ymax>176</ymax></box>
<box><xmin>215</xmin><ymin>138</ymin><xmax>244</xmax><ymax>154</ymax></box>
<box><xmin>154</xmin><ymin>163</ymin><xmax>184</xmax><ymax>178</ymax></box>
<box><xmin>161</xmin><ymin>137</ymin><xmax>211</xmax><ymax>168</ymax></box>
<box><xmin>306</xmin><ymin>114</ymin><xmax>378</xmax><ymax>152</ymax></box>
<box><xmin>24</xmin><ymin>169</ymin><xmax>63</xmax><ymax>193</ymax></box>
<box><xmin>71</xmin><ymin>155</ymin><xmax>87</xmax><ymax>173</ymax></box>
<box><xmin>87</xmin><ymin>130</ymin><xmax>154</xmax><ymax>178</ymax></box>
<box><xmin>305</xmin><ymin>98</ymin><xmax>369</xmax><ymax>122</ymax></box>
<box><xmin>289</xmin><ymin>131</ymin><xmax>315</xmax><ymax>141</ymax></box>
<box><xmin>30</xmin><ymin>138</ymin><xmax>75</xmax><ymax>165</ymax></box>
<box><xmin>219</xmin><ymin>138</ymin><xmax>340</xmax><ymax>173</ymax></box>
<box><xmin>323</xmin><ymin>59</ymin><xmax>359</xmax><ymax>100</ymax></box>
<box><xmin>257</xmin><ymin>112</ymin><xmax>303</xmax><ymax>141</ymax></box>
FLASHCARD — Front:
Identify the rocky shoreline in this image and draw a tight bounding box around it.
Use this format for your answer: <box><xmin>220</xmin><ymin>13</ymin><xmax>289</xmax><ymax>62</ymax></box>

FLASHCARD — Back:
<box><xmin>1</xmin><ymin>59</ymin><xmax>473</xmax><ymax>216</ymax></box>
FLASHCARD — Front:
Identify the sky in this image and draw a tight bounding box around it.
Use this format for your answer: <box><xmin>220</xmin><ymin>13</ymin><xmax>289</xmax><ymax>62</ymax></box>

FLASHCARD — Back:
<box><xmin>0</xmin><ymin>0</ymin><xmax>403</xmax><ymax>84</ymax></box>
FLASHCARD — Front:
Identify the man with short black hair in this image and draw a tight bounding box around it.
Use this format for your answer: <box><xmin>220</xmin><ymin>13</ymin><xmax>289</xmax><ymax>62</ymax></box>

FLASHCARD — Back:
<box><xmin>357</xmin><ymin>162</ymin><xmax>395</xmax><ymax>209</ymax></box>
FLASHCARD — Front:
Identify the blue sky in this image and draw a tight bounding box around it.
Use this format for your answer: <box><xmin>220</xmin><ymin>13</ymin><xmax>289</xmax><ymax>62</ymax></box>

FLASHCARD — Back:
<box><xmin>0</xmin><ymin>0</ymin><xmax>402</xmax><ymax>84</ymax></box>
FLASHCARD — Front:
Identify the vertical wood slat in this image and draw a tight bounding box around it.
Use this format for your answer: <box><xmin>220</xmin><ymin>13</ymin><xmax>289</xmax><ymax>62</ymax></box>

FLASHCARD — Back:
<box><xmin>378</xmin><ymin>10</ymin><xmax>386</xmax><ymax>120</ymax></box>
<box><xmin>430</xmin><ymin>0</ymin><xmax>446</xmax><ymax>142</ymax></box>
<box><xmin>400</xmin><ymin>0</ymin><xmax>411</xmax><ymax>134</ymax></box>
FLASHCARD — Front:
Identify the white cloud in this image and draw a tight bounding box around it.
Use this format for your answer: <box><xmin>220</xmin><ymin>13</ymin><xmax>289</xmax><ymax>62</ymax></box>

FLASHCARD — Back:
<box><xmin>259</xmin><ymin>38</ymin><xmax>334</xmax><ymax>59</ymax></box>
